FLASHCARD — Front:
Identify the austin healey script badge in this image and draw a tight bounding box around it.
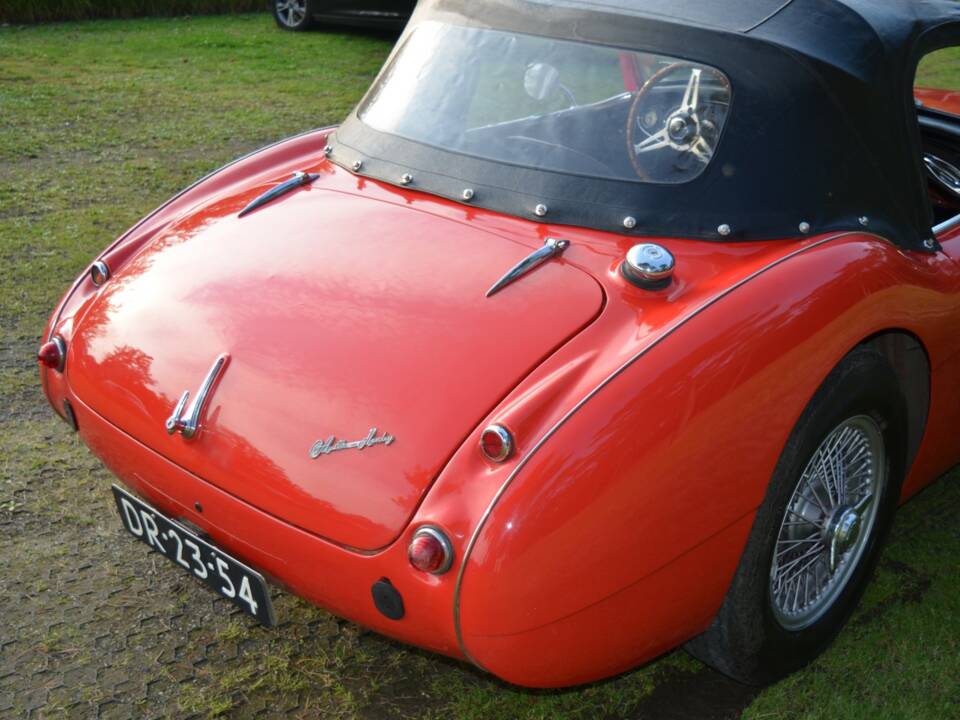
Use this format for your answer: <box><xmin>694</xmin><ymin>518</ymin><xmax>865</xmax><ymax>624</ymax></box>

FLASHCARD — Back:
<box><xmin>309</xmin><ymin>428</ymin><xmax>395</xmax><ymax>458</ymax></box>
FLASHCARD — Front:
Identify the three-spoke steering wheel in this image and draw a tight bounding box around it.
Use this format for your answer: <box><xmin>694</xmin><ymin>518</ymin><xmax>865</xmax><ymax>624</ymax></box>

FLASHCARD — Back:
<box><xmin>626</xmin><ymin>63</ymin><xmax>730</xmax><ymax>182</ymax></box>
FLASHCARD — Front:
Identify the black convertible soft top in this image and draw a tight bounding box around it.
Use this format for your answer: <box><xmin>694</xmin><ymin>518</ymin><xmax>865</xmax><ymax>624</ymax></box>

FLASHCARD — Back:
<box><xmin>331</xmin><ymin>0</ymin><xmax>960</xmax><ymax>250</ymax></box>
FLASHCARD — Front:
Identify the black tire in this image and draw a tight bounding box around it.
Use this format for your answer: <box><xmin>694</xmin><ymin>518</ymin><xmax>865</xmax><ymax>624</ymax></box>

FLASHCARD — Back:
<box><xmin>686</xmin><ymin>346</ymin><xmax>908</xmax><ymax>685</ymax></box>
<box><xmin>272</xmin><ymin>0</ymin><xmax>316</xmax><ymax>31</ymax></box>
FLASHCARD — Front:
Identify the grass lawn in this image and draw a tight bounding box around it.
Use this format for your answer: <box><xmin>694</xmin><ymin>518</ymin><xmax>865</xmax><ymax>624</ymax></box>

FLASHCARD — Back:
<box><xmin>1</xmin><ymin>13</ymin><xmax>958</xmax><ymax>720</ymax></box>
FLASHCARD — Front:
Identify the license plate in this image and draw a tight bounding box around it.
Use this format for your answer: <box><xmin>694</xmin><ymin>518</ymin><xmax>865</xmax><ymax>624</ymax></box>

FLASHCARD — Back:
<box><xmin>112</xmin><ymin>485</ymin><xmax>276</xmax><ymax>626</ymax></box>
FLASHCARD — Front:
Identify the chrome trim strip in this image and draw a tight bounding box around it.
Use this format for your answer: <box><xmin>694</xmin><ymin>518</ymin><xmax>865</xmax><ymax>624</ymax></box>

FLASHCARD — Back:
<box><xmin>485</xmin><ymin>238</ymin><xmax>570</xmax><ymax>298</ymax></box>
<box><xmin>238</xmin><ymin>171</ymin><xmax>320</xmax><ymax>218</ymax></box>
<box><xmin>166</xmin><ymin>354</ymin><xmax>230</xmax><ymax>440</ymax></box>
<box><xmin>933</xmin><ymin>213</ymin><xmax>960</xmax><ymax>237</ymax></box>
<box><xmin>453</xmin><ymin>232</ymin><xmax>859</xmax><ymax>667</ymax></box>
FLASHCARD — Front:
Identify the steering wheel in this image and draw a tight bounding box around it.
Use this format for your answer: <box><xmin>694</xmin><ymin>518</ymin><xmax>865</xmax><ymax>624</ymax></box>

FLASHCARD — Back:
<box><xmin>626</xmin><ymin>63</ymin><xmax>731</xmax><ymax>182</ymax></box>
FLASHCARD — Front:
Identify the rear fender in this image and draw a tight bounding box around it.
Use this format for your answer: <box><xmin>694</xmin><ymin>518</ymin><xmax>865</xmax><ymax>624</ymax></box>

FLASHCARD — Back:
<box><xmin>456</xmin><ymin>233</ymin><xmax>958</xmax><ymax>686</ymax></box>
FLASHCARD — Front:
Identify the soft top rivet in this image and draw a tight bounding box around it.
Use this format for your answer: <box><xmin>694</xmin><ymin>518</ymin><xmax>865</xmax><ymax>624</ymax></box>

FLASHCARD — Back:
<box><xmin>717</xmin><ymin>223</ymin><xmax>732</xmax><ymax>236</ymax></box>
<box><xmin>923</xmin><ymin>237</ymin><xmax>936</xmax><ymax>250</ymax></box>
<box><xmin>352</xmin><ymin>159</ymin><xmax>363</xmax><ymax>172</ymax></box>
<box><xmin>462</xmin><ymin>188</ymin><xmax>475</xmax><ymax>201</ymax></box>
<box><xmin>323</xmin><ymin>144</ymin><xmax>333</xmax><ymax>156</ymax></box>
<box><xmin>799</xmin><ymin>221</ymin><xmax>811</xmax><ymax>234</ymax></box>
<box><xmin>859</xmin><ymin>216</ymin><xmax>869</xmax><ymax>226</ymax></box>
<box><xmin>534</xmin><ymin>203</ymin><xmax>548</xmax><ymax>217</ymax></box>
<box><xmin>623</xmin><ymin>216</ymin><xmax>637</xmax><ymax>230</ymax></box>
<box><xmin>400</xmin><ymin>173</ymin><xmax>413</xmax><ymax>185</ymax></box>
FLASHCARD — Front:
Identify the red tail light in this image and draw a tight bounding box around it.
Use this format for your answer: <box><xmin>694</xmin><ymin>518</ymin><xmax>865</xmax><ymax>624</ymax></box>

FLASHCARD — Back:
<box><xmin>38</xmin><ymin>337</ymin><xmax>66</xmax><ymax>372</ymax></box>
<box><xmin>480</xmin><ymin>424</ymin><xmax>514</xmax><ymax>463</ymax></box>
<box><xmin>408</xmin><ymin>527</ymin><xmax>453</xmax><ymax>574</ymax></box>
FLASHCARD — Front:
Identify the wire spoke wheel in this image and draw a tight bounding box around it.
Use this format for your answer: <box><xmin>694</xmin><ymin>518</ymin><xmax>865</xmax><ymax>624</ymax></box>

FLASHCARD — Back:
<box><xmin>276</xmin><ymin>0</ymin><xmax>307</xmax><ymax>27</ymax></box>
<box><xmin>769</xmin><ymin>415</ymin><xmax>886</xmax><ymax>630</ymax></box>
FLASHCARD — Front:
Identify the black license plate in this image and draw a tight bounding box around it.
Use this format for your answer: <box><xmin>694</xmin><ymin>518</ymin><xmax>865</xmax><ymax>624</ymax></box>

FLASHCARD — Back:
<box><xmin>112</xmin><ymin>485</ymin><xmax>275</xmax><ymax>626</ymax></box>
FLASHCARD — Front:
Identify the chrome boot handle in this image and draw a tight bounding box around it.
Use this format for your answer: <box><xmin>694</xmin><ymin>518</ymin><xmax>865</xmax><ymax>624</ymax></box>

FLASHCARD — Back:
<box><xmin>165</xmin><ymin>354</ymin><xmax>230</xmax><ymax>440</ymax></box>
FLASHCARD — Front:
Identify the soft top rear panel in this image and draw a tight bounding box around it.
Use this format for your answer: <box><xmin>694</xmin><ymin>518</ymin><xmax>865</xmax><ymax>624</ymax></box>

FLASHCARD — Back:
<box><xmin>332</xmin><ymin>0</ymin><xmax>960</xmax><ymax>251</ymax></box>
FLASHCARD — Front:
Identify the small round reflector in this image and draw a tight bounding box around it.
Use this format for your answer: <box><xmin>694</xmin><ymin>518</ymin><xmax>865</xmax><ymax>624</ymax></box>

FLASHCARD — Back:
<box><xmin>90</xmin><ymin>260</ymin><xmax>110</xmax><ymax>286</ymax></box>
<box><xmin>408</xmin><ymin>526</ymin><xmax>453</xmax><ymax>575</ymax></box>
<box><xmin>480</xmin><ymin>424</ymin><xmax>514</xmax><ymax>463</ymax></box>
<box><xmin>37</xmin><ymin>337</ymin><xmax>66</xmax><ymax>372</ymax></box>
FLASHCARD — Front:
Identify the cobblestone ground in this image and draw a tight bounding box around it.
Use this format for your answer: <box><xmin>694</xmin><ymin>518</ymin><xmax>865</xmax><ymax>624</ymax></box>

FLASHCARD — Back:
<box><xmin>0</xmin><ymin>335</ymin><xmax>459</xmax><ymax>720</ymax></box>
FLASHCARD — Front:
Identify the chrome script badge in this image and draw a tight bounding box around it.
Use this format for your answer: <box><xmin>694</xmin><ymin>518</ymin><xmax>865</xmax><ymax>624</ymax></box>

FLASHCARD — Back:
<box><xmin>310</xmin><ymin>428</ymin><xmax>395</xmax><ymax>458</ymax></box>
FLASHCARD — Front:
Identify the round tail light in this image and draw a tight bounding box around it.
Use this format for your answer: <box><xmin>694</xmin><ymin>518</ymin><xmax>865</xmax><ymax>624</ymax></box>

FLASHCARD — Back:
<box><xmin>480</xmin><ymin>424</ymin><xmax>514</xmax><ymax>463</ymax></box>
<box><xmin>38</xmin><ymin>337</ymin><xmax>66</xmax><ymax>372</ymax></box>
<box><xmin>408</xmin><ymin>526</ymin><xmax>454</xmax><ymax>575</ymax></box>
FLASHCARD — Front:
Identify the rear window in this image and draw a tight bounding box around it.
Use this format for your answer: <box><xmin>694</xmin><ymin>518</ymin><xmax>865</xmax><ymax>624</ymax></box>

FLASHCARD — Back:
<box><xmin>359</xmin><ymin>22</ymin><xmax>732</xmax><ymax>184</ymax></box>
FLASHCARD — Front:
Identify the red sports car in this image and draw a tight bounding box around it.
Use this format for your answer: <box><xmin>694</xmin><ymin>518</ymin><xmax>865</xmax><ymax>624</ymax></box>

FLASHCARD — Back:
<box><xmin>39</xmin><ymin>0</ymin><xmax>960</xmax><ymax>688</ymax></box>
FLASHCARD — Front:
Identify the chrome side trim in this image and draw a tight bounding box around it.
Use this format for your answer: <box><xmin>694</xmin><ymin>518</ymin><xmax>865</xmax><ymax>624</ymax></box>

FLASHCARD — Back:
<box><xmin>452</xmin><ymin>232</ymin><xmax>860</xmax><ymax>667</ymax></box>
<box><xmin>166</xmin><ymin>354</ymin><xmax>230</xmax><ymax>440</ymax></box>
<box><xmin>238</xmin><ymin>171</ymin><xmax>320</xmax><ymax>218</ymax></box>
<box><xmin>933</xmin><ymin>213</ymin><xmax>960</xmax><ymax>237</ymax></box>
<box><xmin>485</xmin><ymin>238</ymin><xmax>570</xmax><ymax>298</ymax></box>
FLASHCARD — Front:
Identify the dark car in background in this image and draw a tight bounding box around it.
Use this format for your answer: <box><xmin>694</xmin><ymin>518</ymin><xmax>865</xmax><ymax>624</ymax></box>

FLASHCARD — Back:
<box><xmin>272</xmin><ymin>0</ymin><xmax>415</xmax><ymax>31</ymax></box>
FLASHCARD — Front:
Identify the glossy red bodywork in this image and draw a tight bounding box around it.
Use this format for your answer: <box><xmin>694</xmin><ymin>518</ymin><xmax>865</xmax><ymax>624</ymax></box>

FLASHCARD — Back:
<box><xmin>65</xmin><ymin>178</ymin><xmax>601</xmax><ymax>550</ymax></box>
<box><xmin>916</xmin><ymin>86</ymin><xmax>960</xmax><ymax>116</ymax></box>
<box><xmin>41</xmin><ymin>125</ymin><xmax>960</xmax><ymax>687</ymax></box>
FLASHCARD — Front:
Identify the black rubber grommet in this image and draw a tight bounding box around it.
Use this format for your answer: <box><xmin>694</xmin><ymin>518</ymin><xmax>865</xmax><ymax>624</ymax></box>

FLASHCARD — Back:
<box><xmin>371</xmin><ymin>578</ymin><xmax>405</xmax><ymax>621</ymax></box>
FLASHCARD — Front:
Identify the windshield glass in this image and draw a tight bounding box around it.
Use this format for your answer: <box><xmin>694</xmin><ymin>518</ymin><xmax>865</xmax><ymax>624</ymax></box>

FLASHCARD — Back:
<box><xmin>359</xmin><ymin>23</ymin><xmax>732</xmax><ymax>184</ymax></box>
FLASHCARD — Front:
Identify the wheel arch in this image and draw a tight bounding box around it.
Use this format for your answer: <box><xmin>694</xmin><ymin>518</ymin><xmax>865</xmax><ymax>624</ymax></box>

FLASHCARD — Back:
<box><xmin>858</xmin><ymin>329</ymin><xmax>931</xmax><ymax>478</ymax></box>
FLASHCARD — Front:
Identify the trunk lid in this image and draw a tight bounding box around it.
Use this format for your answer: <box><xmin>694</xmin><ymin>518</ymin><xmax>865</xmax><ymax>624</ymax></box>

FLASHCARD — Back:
<box><xmin>69</xmin><ymin>187</ymin><xmax>603</xmax><ymax>549</ymax></box>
